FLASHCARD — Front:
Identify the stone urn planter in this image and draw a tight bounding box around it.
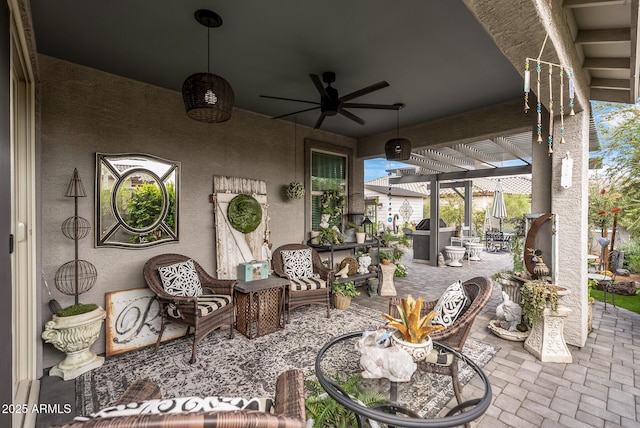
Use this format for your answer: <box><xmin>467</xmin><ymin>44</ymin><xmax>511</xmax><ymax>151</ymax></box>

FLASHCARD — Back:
<box><xmin>391</xmin><ymin>331</ymin><xmax>433</xmax><ymax>362</ymax></box>
<box><xmin>41</xmin><ymin>306</ymin><xmax>106</xmax><ymax>380</ymax></box>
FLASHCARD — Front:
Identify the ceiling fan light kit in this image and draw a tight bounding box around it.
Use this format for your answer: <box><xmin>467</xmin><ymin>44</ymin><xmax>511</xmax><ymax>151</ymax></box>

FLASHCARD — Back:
<box><xmin>182</xmin><ymin>9</ymin><xmax>234</xmax><ymax>123</ymax></box>
<box><xmin>260</xmin><ymin>71</ymin><xmax>400</xmax><ymax>130</ymax></box>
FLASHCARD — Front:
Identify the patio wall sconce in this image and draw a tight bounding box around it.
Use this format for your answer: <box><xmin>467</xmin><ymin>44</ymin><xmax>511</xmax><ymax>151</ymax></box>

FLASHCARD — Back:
<box><xmin>182</xmin><ymin>9</ymin><xmax>234</xmax><ymax>123</ymax></box>
<box><xmin>384</xmin><ymin>103</ymin><xmax>411</xmax><ymax>161</ymax></box>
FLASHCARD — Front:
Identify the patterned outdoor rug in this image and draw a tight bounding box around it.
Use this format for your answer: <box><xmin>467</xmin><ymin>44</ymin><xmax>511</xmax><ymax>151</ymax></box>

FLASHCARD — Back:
<box><xmin>77</xmin><ymin>303</ymin><xmax>499</xmax><ymax>417</ymax></box>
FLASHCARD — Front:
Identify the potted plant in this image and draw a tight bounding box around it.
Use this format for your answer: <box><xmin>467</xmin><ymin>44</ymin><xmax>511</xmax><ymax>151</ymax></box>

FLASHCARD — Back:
<box><xmin>520</xmin><ymin>279</ymin><xmax>566</xmax><ymax>326</ymax></box>
<box><xmin>305</xmin><ymin>373</ymin><xmax>387</xmax><ymax>427</ymax></box>
<box><xmin>381</xmin><ymin>295</ymin><xmax>444</xmax><ymax>361</ymax></box>
<box><xmin>378</xmin><ymin>250</ymin><xmax>393</xmax><ymax>265</ymax></box>
<box><xmin>333</xmin><ymin>280</ymin><xmax>359</xmax><ymax>309</ymax></box>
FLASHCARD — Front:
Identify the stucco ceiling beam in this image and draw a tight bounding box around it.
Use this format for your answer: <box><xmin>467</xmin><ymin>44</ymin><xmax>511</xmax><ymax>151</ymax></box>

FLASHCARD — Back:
<box><xmin>563</xmin><ymin>0</ymin><xmax>628</xmax><ymax>8</ymax></box>
<box><xmin>464</xmin><ymin>0</ymin><xmax>590</xmax><ymax>118</ymax></box>
<box><xmin>583</xmin><ymin>57</ymin><xmax>630</xmax><ymax>70</ymax></box>
<box><xmin>590</xmin><ymin>78</ymin><xmax>630</xmax><ymax>90</ymax></box>
<box><xmin>493</xmin><ymin>137</ymin><xmax>531</xmax><ymax>163</ymax></box>
<box><xmin>589</xmin><ymin>87</ymin><xmax>632</xmax><ymax>102</ymax></box>
<box><xmin>575</xmin><ymin>28</ymin><xmax>630</xmax><ymax>44</ymax></box>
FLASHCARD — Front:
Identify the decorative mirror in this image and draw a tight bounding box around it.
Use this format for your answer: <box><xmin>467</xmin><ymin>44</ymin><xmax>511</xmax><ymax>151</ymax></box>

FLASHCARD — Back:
<box><xmin>96</xmin><ymin>153</ymin><xmax>179</xmax><ymax>248</ymax></box>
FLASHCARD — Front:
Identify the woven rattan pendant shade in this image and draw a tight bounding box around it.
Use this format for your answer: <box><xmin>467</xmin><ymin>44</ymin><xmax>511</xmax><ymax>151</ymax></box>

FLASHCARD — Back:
<box><xmin>182</xmin><ymin>9</ymin><xmax>234</xmax><ymax>123</ymax></box>
<box><xmin>385</xmin><ymin>104</ymin><xmax>411</xmax><ymax>161</ymax></box>
<box><xmin>183</xmin><ymin>73</ymin><xmax>234</xmax><ymax>122</ymax></box>
<box><xmin>385</xmin><ymin>138</ymin><xmax>411</xmax><ymax>161</ymax></box>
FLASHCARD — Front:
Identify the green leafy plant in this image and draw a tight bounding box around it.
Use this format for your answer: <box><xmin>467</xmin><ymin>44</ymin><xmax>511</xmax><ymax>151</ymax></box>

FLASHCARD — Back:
<box><xmin>305</xmin><ymin>373</ymin><xmax>387</xmax><ymax>428</ymax></box>
<box><xmin>332</xmin><ymin>280</ymin><xmax>360</xmax><ymax>298</ymax></box>
<box><xmin>319</xmin><ymin>226</ymin><xmax>344</xmax><ymax>245</ymax></box>
<box><xmin>378</xmin><ymin>250</ymin><xmax>393</xmax><ymax>263</ymax></box>
<box><xmin>394</xmin><ymin>263</ymin><xmax>408</xmax><ymax>277</ymax></box>
<box><xmin>381</xmin><ymin>295</ymin><xmax>444</xmax><ymax>343</ymax></box>
<box><xmin>521</xmin><ymin>280</ymin><xmax>564</xmax><ymax>325</ymax></box>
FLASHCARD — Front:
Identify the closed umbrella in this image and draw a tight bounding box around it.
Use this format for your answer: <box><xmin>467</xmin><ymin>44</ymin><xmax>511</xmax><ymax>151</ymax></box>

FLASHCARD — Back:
<box><xmin>491</xmin><ymin>181</ymin><xmax>507</xmax><ymax>232</ymax></box>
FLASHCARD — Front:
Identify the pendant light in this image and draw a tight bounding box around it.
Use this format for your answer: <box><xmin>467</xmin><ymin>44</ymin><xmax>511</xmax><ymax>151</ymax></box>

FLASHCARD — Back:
<box><xmin>182</xmin><ymin>9</ymin><xmax>234</xmax><ymax>123</ymax></box>
<box><xmin>384</xmin><ymin>103</ymin><xmax>411</xmax><ymax>161</ymax></box>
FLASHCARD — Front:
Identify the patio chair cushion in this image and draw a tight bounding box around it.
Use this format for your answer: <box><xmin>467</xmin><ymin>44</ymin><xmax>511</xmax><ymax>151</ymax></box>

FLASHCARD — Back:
<box><xmin>281</xmin><ymin>248</ymin><xmax>314</xmax><ymax>279</ymax></box>
<box><xmin>167</xmin><ymin>295</ymin><xmax>232</xmax><ymax>318</ymax></box>
<box><xmin>289</xmin><ymin>277</ymin><xmax>327</xmax><ymax>291</ymax></box>
<box><xmin>158</xmin><ymin>259</ymin><xmax>203</xmax><ymax>297</ymax></box>
<box><xmin>431</xmin><ymin>280</ymin><xmax>469</xmax><ymax>328</ymax></box>
<box><xmin>78</xmin><ymin>395</ymin><xmax>274</xmax><ymax>420</ymax></box>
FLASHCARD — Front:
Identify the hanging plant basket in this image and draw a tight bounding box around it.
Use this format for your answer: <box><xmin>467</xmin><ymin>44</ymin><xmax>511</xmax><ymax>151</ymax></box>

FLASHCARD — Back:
<box><xmin>285</xmin><ymin>181</ymin><xmax>305</xmax><ymax>200</ymax></box>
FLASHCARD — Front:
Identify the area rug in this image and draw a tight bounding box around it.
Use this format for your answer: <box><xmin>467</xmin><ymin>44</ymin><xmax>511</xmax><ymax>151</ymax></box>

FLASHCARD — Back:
<box><xmin>77</xmin><ymin>303</ymin><xmax>499</xmax><ymax>417</ymax></box>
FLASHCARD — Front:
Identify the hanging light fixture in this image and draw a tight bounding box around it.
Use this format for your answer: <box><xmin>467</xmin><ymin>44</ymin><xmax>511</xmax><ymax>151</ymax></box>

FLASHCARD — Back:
<box><xmin>182</xmin><ymin>9</ymin><xmax>234</xmax><ymax>123</ymax></box>
<box><xmin>384</xmin><ymin>103</ymin><xmax>411</xmax><ymax>161</ymax></box>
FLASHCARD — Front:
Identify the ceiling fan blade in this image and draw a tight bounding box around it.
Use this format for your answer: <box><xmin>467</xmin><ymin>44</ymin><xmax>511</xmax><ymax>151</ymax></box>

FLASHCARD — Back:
<box><xmin>272</xmin><ymin>106</ymin><xmax>320</xmax><ymax>120</ymax></box>
<box><xmin>309</xmin><ymin>74</ymin><xmax>330</xmax><ymax>99</ymax></box>
<box><xmin>339</xmin><ymin>81</ymin><xmax>390</xmax><ymax>102</ymax></box>
<box><xmin>338</xmin><ymin>108</ymin><xmax>366</xmax><ymax>125</ymax></box>
<box><xmin>342</xmin><ymin>102</ymin><xmax>401</xmax><ymax>110</ymax></box>
<box><xmin>260</xmin><ymin>95</ymin><xmax>320</xmax><ymax>105</ymax></box>
<box><xmin>314</xmin><ymin>112</ymin><xmax>328</xmax><ymax>129</ymax></box>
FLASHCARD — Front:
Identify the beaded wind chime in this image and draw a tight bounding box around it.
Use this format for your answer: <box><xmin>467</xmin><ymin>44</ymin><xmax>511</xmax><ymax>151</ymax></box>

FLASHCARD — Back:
<box><xmin>523</xmin><ymin>34</ymin><xmax>575</xmax><ymax>155</ymax></box>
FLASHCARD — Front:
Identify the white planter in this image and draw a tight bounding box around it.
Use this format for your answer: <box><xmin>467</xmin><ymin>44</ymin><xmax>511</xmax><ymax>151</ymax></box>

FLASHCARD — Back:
<box><xmin>524</xmin><ymin>303</ymin><xmax>573</xmax><ymax>363</ymax></box>
<box><xmin>356</xmin><ymin>232</ymin><xmax>366</xmax><ymax>244</ymax></box>
<box><xmin>42</xmin><ymin>306</ymin><xmax>106</xmax><ymax>380</ymax></box>
<box><xmin>391</xmin><ymin>331</ymin><xmax>433</xmax><ymax>362</ymax></box>
<box><xmin>357</xmin><ymin>255</ymin><xmax>371</xmax><ymax>274</ymax></box>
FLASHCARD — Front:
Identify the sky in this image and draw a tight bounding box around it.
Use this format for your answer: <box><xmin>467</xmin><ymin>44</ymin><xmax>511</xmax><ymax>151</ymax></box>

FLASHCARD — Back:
<box><xmin>364</xmin><ymin>158</ymin><xmax>413</xmax><ymax>182</ymax></box>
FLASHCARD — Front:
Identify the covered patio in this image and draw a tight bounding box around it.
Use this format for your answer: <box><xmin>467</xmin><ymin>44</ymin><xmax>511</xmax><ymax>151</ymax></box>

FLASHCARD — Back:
<box><xmin>3</xmin><ymin>0</ymin><xmax>640</xmax><ymax>427</ymax></box>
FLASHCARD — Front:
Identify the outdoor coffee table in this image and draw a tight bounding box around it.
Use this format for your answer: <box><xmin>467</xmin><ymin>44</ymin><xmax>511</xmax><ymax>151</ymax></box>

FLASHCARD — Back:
<box><xmin>315</xmin><ymin>331</ymin><xmax>492</xmax><ymax>427</ymax></box>
<box><xmin>234</xmin><ymin>276</ymin><xmax>287</xmax><ymax>339</ymax></box>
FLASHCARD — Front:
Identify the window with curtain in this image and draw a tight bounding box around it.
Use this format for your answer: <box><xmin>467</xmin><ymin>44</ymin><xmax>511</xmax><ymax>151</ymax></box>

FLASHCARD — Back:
<box><xmin>311</xmin><ymin>150</ymin><xmax>347</xmax><ymax>231</ymax></box>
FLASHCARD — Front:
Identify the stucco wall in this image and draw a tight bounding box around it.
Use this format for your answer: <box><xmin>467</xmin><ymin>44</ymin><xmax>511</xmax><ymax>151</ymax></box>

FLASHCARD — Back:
<box><xmin>38</xmin><ymin>55</ymin><xmax>359</xmax><ymax>369</ymax></box>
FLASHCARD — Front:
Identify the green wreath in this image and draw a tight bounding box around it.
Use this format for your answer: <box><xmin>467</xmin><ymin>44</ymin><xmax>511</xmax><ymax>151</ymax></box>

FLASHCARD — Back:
<box><xmin>227</xmin><ymin>194</ymin><xmax>262</xmax><ymax>233</ymax></box>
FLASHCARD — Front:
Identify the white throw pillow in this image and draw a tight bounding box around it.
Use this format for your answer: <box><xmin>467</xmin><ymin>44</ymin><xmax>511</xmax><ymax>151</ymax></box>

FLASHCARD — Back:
<box><xmin>158</xmin><ymin>259</ymin><xmax>203</xmax><ymax>297</ymax></box>
<box><xmin>281</xmin><ymin>248</ymin><xmax>314</xmax><ymax>279</ymax></box>
<box><xmin>431</xmin><ymin>280</ymin><xmax>469</xmax><ymax>328</ymax></box>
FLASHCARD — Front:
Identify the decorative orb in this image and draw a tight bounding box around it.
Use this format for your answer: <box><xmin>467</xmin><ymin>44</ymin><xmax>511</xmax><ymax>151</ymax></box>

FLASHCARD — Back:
<box><xmin>227</xmin><ymin>194</ymin><xmax>262</xmax><ymax>233</ymax></box>
<box><xmin>339</xmin><ymin>257</ymin><xmax>358</xmax><ymax>276</ymax></box>
<box><xmin>61</xmin><ymin>216</ymin><xmax>91</xmax><ymax>240</ymax></box>
<box><xmin>55</xmin><ymin>259</ymin><xmax>98</xmax><ymax>296</ymax></box>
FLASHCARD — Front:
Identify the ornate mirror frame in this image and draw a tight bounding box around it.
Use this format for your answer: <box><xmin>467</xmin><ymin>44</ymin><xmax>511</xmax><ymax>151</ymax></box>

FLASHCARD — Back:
<box><xmin>95</xmin><ymin>153</ymin><xmax>180</xmax><ymax>248</ymax></box>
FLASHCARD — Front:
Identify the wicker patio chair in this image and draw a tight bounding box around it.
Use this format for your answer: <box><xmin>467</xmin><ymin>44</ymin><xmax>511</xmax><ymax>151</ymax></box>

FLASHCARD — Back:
<box><xmin>272</xmin><ymin>244</ymin><xmax>332</xmax><ymax>323</ymax></box>
<box><xmin>143</xmin><ymin>254</ymin><xmax>236</xmax><ymax>364</ymax></box>
<box><xmin>387</xmin><ymin>276</ymin><xmax>493</xmax><ymax>407</ymax></box>
<box><xmin>53</xmin><ymin>369</ymin><xmax>306</xmax><ymax>427</ymax></box>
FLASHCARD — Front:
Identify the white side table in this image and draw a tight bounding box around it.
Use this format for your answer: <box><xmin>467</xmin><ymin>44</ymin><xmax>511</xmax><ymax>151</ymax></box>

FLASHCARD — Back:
<box><xmin>379</xmin><ymin>263</ymin><xmax>397</xmax><ymax>296</ymax></box>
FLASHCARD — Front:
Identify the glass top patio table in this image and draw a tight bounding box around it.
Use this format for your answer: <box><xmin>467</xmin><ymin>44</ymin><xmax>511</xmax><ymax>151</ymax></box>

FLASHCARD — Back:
<box><xmin>315</xmin><ymin>331</ymin><xmax>492</xmax><ymax>428</ymax></box>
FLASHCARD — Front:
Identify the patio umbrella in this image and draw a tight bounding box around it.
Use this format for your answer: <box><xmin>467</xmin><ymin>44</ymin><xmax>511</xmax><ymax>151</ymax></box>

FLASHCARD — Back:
<box><xmin>491</xmin><ymin>181</ymin><xmax>507</xmax><ymax>232</ymax></box>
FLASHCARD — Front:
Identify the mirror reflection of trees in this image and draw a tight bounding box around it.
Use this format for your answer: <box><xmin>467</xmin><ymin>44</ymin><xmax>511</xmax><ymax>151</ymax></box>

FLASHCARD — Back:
<box><xmin>96</xmin><ymin>153</ymin><xmax>179</xmax><ymax>248</ymax></box>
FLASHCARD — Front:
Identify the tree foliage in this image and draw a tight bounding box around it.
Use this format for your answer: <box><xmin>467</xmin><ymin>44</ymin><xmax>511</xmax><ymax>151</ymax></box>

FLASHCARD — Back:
<box><xmin>592</xmin><ymin>102</ymin><xmax>640</xmax><ymax>236</ymax></box>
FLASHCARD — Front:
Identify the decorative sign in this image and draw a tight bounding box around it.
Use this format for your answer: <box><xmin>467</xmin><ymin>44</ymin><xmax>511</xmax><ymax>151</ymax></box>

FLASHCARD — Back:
<box><xmin>105</xmin><ymin>288</ymin><xmax>187</xmax><ymax>357</ymax></box>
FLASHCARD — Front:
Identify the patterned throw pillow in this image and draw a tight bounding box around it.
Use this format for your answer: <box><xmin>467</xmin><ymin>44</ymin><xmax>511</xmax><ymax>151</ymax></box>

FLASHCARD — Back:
<box><xmin>77</xmin><ymin>396</ymin><xmax>274</xmax><ymax>420</ymax></box>
<box><xmin>158</xmin><ymin>259</ymin><xmax>203</xmax><ymax>297</ymax></box>
<box><xmin>431</xmin><ymin>280</ymin><xmax>469</xmax><ymax>328</ymax></box>
<box><xmin>281</xmin><ymin>249</ymin><xmax>314</xmax><ymax>279</ymax></box>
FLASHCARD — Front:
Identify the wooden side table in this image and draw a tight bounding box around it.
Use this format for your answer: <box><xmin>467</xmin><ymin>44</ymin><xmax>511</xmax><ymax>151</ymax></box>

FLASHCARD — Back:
<box><xmin>234</xmin><ymin>276</ymin><xmax>287</xmax><ymax>339</ymax></box>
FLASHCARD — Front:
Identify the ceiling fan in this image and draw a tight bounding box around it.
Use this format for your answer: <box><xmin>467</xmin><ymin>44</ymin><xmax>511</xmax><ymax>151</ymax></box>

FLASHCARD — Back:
<box><xmin>260</xmin><ymin>71</ymin><xmax>401</xmax><ymax>129</ymax></box>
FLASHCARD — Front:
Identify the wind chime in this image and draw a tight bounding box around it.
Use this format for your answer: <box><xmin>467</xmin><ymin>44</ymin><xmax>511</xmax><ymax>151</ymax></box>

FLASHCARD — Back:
<box><xmin>523</xmin><ymin>34</ymin><xmax>575</xmax><ymax>156</ymax></box>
